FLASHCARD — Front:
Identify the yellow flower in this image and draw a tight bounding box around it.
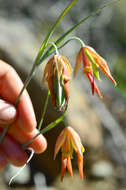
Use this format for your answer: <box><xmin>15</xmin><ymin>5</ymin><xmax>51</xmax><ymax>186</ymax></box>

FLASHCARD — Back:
<box><xmin>42</xmin><ymin>55</ymin><xmax>72</xmax><ymax>110</ymax></box>
<box><xmin>54</xmin><ymin>126</ymin><xmax>85</xmax><ymax>181</ymax></box>
<box><xmin>74</xmin><ymin>46</ymin><xmax>117</xmax><ymax>98</ymax></box>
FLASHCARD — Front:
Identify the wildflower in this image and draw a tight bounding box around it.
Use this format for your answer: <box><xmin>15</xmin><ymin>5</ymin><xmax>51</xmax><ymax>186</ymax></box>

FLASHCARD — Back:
<box><xmin>54</xmin><ymin>126</ymin><xmax>85</xmax><ymax>181</ymax></box>
<box><xmin>74</xmin><ymin>46</ymin><xmax>117</xmax><ymax>98</ymax></box>
<box><xmin>42</xmin><ymin>55</ymin><xmax>72</xmax><ymax>110</ymax></box>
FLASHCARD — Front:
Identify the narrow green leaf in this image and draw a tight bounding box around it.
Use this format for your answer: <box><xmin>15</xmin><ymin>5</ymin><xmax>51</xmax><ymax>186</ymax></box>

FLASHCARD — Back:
<box><xmin>35</xmin><ymin>0</ymin><xmax>78</xmax><ymax>65</ymax></box>
<box><xmin>54</xmin><ymin>71</ymin><xmax>66</xmax><ymax>110</ymax></box>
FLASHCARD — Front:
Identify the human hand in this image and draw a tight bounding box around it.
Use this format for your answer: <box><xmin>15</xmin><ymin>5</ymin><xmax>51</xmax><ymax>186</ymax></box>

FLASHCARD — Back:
<box><xmin>0</xmin><ymin>60</ymin><xmax>47</xmax><ymax>169</ymax></box>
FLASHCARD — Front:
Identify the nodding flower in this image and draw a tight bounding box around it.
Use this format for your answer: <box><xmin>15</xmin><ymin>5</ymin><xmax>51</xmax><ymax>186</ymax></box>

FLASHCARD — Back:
<box><xmin>42</xmin><ymin>55</ymin><xmax>72</xmax><ymax>111</ymax></box>
<box><xmin>74</xmin><ymin>46</ymin><xmax>117</xmax><ymax>98</ymax></box>
<box><xmin>54</xmin><ymin>126</ymin><xmax>85</xmax><ymax>181</ymax></box>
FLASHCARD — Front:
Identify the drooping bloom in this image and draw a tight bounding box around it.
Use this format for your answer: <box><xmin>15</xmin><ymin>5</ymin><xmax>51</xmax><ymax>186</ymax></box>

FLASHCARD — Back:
<box><xmin>54</xmin><ymin>126</ymin><xmax>85</xmax><ymax>181</ymax></box>
<box><xmin>42</xmin><ymin>55</ymin><xmax>72</xmax><ymax>110</ymax></box>
<box><xmin>74</xmin><ymin>46</ymin><xmax>117</xmax><ymax>98</ymax></box>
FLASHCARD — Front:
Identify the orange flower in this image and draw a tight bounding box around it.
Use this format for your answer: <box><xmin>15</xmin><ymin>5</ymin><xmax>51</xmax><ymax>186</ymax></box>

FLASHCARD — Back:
<box><xmin>54</xmin><ymin>126</ymin><xmax>85</xmax><ymax>181</ymax></box>
<box><xmin>42</xmin><ymin>55</ymin><xmax>72</xmax><ymax>110</ymax></box>
<box><xmin>74</xmin><ymin>46</ymin><xmax>117</xmax><ymax>98</ymax></box>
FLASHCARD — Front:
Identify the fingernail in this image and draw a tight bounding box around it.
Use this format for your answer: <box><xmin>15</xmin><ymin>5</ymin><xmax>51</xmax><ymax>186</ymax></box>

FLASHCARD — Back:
<box><xmin>0</xmin><ymin>100</ymin><xmax>17</xmax><ymax>124</ymax></box>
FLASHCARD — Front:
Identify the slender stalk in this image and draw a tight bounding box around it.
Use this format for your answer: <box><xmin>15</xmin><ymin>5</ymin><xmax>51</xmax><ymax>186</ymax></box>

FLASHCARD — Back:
<box><xmin>57</xmin><ymin>36</ymin><xmax>85</xmax><ymax>50</ymax></box>
<box><xmin>40</xmin><ymin>109</ymin><xmax>66</xmax><ymax>134</ymax></box>
<box><xmin>15</xmin><ymin>64</ymin><xmax>37</xmax><ymax>106</ymax></box>
<box><xmin>46</xmin><ymin>42</ymin><xmax>59</xmax><ymax>55</ymax></box>
<box><xmin>63</xmin><ymin>118</ymin><xmax>69</xmax><ymax>126</ymax></box>
<box><xmin>38</xmin><ymin>90</ymin><xmax>50</xmax><ymax>131</ymax></box>
<box><xmin>0</xmin><ymin>125</ymin><xmax>8</xmax><ymax>144</ymax></box>
<box><xmin>22</xmin><ymin>108</ymin><xmax>67</xmax><ymax>149</ymax></box>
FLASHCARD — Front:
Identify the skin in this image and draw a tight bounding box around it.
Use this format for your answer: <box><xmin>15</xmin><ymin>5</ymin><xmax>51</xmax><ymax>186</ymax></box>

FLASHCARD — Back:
<box><xmin>0</xmin><ymin>60</ymin><xmax>47</xmax><ymax>168</ymax></box>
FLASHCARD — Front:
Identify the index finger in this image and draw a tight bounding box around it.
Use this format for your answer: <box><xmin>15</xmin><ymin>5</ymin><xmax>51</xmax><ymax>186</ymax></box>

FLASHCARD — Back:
<box><xmin>0</xmin><ymin>60</ymin><xmax>36</xmax><ymax>132</ymax></box>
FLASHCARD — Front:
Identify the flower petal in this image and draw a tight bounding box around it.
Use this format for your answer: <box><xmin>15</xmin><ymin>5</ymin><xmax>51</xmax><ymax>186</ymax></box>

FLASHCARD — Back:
<box><xmin>66</xmin><ymin>127</ymin><xmax>84</xmax><ymax>156</ymax></box>
<box><xmin>61</xmin><ymin>56</ymin><xmax>73</xmax><ymax>79</ymax></box>
<box><xmin>42</xmin><ymin>57</ymin><xmax>54</xmax><ymax>86</ymax></box>
<box><xmin>87</xmin><ymin>73</ymin><xmax>103</xmax><ymax>98</ymax></box>
<box><xmin>86</xmin><ymin>46</ymin><xmax>117</xmax><ymax>86</ymax></box>
<box><xmin>61</xmin><ymin>157</ymin><xmax>67</xmax><ymax>181</ymax></box>
<box><xmin>77</xmin><ymin>154</ymin><xmax>84</xmax><ymax>180</ymax></box>
<box><xmin>54</xmin><ymin>129</ymin><xmax>66</xmax><ymax>160</ymax></box>
<box><xmin>67</xmin><ymin>156</ymin><xmax>73</xmax><ymax>178</ymax></box>
<box><xmin>84</xmin><ymin>48</ymin><xmax>100</xmax><ymax>80</ymax></box>
<box><xmin>74</xmin><ymin>48</ymin><xmax>82</xmax><ymax>77</ymax></box>
<box><xmin>55</xmin><ymin>55</ymin><xmax>64</xmax><ymax>80</ymax></box>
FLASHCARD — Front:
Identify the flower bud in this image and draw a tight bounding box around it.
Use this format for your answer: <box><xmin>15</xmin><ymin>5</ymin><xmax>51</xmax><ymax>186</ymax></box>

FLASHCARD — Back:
<box><xmin>43</xmin><ymin>55</ymin><xmax>72</xmax><ymax>110</ymax></box>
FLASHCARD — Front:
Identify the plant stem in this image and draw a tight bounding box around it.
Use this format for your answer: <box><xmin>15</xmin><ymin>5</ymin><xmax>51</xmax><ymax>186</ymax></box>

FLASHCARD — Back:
<box><xmin>15</xmin><ymin>64</ymin><xmax>37</xmax><ymax>106</ymax></box>
<box><xmin>38</xmin><ymin>90</ymin><xmax>50</xmax><ymax>131</ymax></box>
<box><xmin>40</xmin><ymin>109</ymin><xmax>66</xmax><ymax>134</ymax></box>
<box><xmin>22</xmin><ymin>108</ymin><xmax>67</xmax><ymax>149</ymax></box>
<box><xmin>57</xmin><ymin>36</ymin><xmax>85</xmax><ymax>50</ymax></box>
<box><xmin>0</xmin><ymin>125</ymin><xmax>8</xmax><ymax>144</ymax></box>
<box><xmin>46</xmin><ymin>42</ymin><xmax>59</xmax><ymax>55</ymax></box>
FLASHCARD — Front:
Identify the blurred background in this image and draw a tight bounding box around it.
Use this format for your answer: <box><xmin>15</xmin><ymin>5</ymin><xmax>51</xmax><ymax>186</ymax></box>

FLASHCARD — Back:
<box><xmin>0</xmin><ymin>0</ymin><xmax>126</xmax><ymax>189</ymax></box>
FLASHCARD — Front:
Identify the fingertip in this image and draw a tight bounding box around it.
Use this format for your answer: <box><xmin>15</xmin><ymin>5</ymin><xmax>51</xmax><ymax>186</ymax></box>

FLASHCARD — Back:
<box><xmin>0</xmin><ymin>99</ymin><xmax>17</xmax><ymax>126</ymax></box>
<box><xmin>17</xmin><ymin>92</ymin><xmax>37</xmax><ymax>133</ymax></box>
<box><xmin>0</xmin><ymin>61</ymin><xmax>36</xmax><ymax>133</ymax></box>
<box><xmin>0</xmin><ymin>130</ymin><xmax>28</xmax><ymax>167</ymax></box>
<box><xmin>29</xmin><ymin>133</ymin><xmax>47</xmax><ymax>154</ymax></box>
<box><xmin>8</xmin><ymin>126</ymin><xmax>47</xmax><ymax>154</ymax></box>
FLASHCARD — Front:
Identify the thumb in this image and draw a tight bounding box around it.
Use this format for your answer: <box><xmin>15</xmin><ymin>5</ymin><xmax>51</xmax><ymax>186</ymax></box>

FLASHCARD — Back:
<box><xmin>0</xmin><ymin>99</ymin><xmax>17</xmax><ymax>126</ymax></box>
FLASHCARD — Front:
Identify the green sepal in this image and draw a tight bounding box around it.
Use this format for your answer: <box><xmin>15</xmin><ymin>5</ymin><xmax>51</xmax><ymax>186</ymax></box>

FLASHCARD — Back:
<box><xmin>53</xmin><ymin>70</ymin><xmax>66</xmax><ymax>110</ymax></box>
<box><xmin>84</xmin><ymin>49</ymin><xmax>100</xmax><ymax>80</ymax></box>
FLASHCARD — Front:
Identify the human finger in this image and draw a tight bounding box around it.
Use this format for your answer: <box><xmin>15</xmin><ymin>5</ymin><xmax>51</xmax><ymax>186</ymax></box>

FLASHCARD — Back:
<box><xmin>0</xmin><ymin>129</ymin><xmax>28</xmax><ymax>166</ymax></box>
<box><xmin>0</xmin><ymin>150</ymin><xmax>7</xmax><ymax>169</ymax></box>
<box><xmin>0</xmin><ymin>99</ymin><xmax>17</xmax><ymax>126</ymax></box>
<box><xmin>0</xmin><ymin>60</ymin><xmax>36</xmax><ymax>132</ymax></box>
<box><xmin>8</xmin><ymin>126</ymin><xmax>47</xmax><ymax>154</ymax></box>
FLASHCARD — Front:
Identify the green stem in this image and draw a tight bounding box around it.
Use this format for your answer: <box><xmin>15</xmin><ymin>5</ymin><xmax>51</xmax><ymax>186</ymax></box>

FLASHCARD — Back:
<box><xmin>40</xmin><ymin>109</ymin><xmax>66</xmax><ymax>134</ymax></box>
<box><xmin>0</xmin><ymin>125</ymin><xmax>8</xmax><ymax>144</ymax></box>
<box><xmin>57</xmin><ymin>36</ymin><xmax>85</xmax><ymax>50</ymax></box>
<box><xmin>63</xmin><ymin>118</ymin><xmax>69</xmax><ymax>126</ymax></box>
<box><xmin>38</xmin><ymin>90</ymin><xmax>50</xmax><ymax>131</ymax></box>
<box><xmin>22</xmin><ymin>108</ymin><xmax>67</xmax><ymax>149</ymax></box>
<box><xmin>46</xmin><ymin>42</ymin><xmax>59</xmax><ymax>55</ymax></box>
<box><xmin>15</xmin><ymin>64</ymin><xmax>37</xmax><ymax>106</ymax></box>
